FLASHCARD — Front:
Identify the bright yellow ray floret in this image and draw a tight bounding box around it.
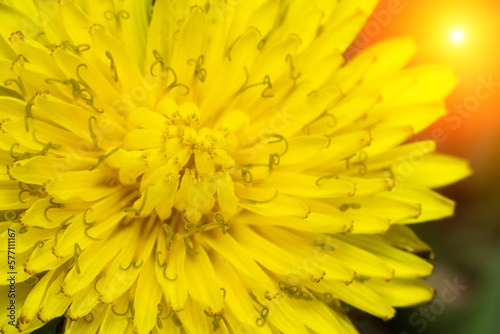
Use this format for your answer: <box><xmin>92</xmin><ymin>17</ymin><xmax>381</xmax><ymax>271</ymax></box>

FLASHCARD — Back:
<box><xmin>0</xmin><ymin>0</ymin><xmax>470</xmax><ymax>333</ymax></box>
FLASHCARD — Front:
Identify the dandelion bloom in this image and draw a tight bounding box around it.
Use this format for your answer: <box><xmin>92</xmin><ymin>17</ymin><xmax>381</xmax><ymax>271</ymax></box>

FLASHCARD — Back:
<box><xmin>0</xmin><ymin>0</ymin><xmax>471</xmax><ymax>333</ymax></box>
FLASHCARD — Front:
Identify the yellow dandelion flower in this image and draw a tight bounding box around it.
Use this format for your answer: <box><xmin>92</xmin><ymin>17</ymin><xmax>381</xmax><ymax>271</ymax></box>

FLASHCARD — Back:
<box><xmin>0</xmin><ymin>0</ymin><xmax>471</xmax><ymax>333</ymax></box>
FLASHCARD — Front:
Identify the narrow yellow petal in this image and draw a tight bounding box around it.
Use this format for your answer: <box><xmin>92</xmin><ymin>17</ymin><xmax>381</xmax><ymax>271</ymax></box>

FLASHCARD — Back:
<box><xmin>159</xmin><ymin>237</ymin><xmax>188</xmax><ymax>311</ymax></box>
<box><xmin>98</xmin><ymin>225</ymin><xmax>141</xmax><ymax>303</ymax></box>
<box><xmin>286</xmin><ymin>298</ymin><xmax>344</xmax><ymax>334</ymax></box>
<box><xmin>0</xmin><ymin>96</ymin><xmax>25</xmax><ymax>120</ymax></box>
<box><xmin>236</xmin><ymin>184</ymin><xmax>310</xmax><ymax>218</ymax></box>
<box><xmin>324</xmin><ymin>194</ymin><xmax>421</xmax><ymax>225</ymax></box>
<box><xmin>322</xmin><ymin>236</ymin><xmax>394</xmax><ymax>279</ymax></box>
<box><xmin>134</xmin><ymin>257</ymin><xmax>162</xmax><ymax>334</ymax></box>
<box><xmin>46</xmin><ymin>169</ymin><xmax>119</xmax><ymax>201</ymax></box>
<box><xmin>145</xmin><ymin>0</ymin><xmax>176</xmax><ymax>66</ymax></box>
<box><xmin>64</xmin><ymin>304</ymin><xmax>107</xmax><ymax>334</ymax></box>
<box><xmin>364</xmin><ymin>278</ymin><xmax>435</xmax><ymax>307</ymax></box>
<box><xmin>381</xmin><ymin>103</ymin><xmax>447</xmax><ymax>134</ymax></box>
<box><xmin>362</xmin><ymin>37</ymin><xmax>417</xmax><ymax>82</ymax></box>
<box><xmin>234</xmin><ymin>210</ymin><xmax>352</xmax><ymax>234</ymax></box>
<box><xmin>256</xmin><ymin>226</ymin><xmax>356</xmax><ymax>284</ymax></box>
<box><xmin>99</xmin><ymin>294</ymin><xmax>130</xmax><ymax>334</ymax></box>
<box><xmin>337</xmin><ymin>234</ymin><xmax>433</xmax><ymax>278</ymax></box>
<box><xmin>177</xmin><ymin>297</ymin><xmax>211</xmax><ymax>334</ymax></box>
<box><xmin>309</xmin><ymin>279</ymin><xmax>395</xmax><ymax>320</ymax></box>
<box><xmin>204</xmin><ymin>230</ymin><xmax>278</xmax><ymax>300</ymax></box>
<box><xmin>127</xmin><ymin>107</ymin><xmax>167</xmax><ymax>131</ymax></box>
<box><xmin>37</xmin><ymin>269</ymin><xmax>72</xmax><ymax>323</ymax></box>
<box><xmin>211</xmin><ymin>255</ymin><xmax>274</xmax><ymax>333</ymax></box>
<box><xmin>265</xmin><ymin>297</ymin><xmax>308</xmax><ymax>334</ymax></box>
<box><xmin>380</xmin><ymin>184</ymin><xmax>455</xmax><ymax>223</ymax></box>
<box><xmin>184</xmin><ymin>244</ymin><xmax>224</xmax><ymax>315</ymax></box>
<box><xmin>399</xmin><ymin>153</ymin><xmax>472</xmax><ymax>188</ymax></box>
<box><xmin>216</xmin><ymin>172</ymin><xmax>238</xmax><ymax>216</ymax></box>
<box><xmin>375</xmin><ymin>224</ymin><xmax>433</xmax><ymax>259</ymax></box>
<box><xmin>23</xmin><ymin>239</ymin><xmax>69</xmax><ymax>275</ymax></box>
<box><xmin>11</xmin><ymin>224</ymin><xmax>53</xmax><ymax>253</ymax></box>
<box><xmin>258</xmin><ymin>172</ymin><xmax>355</xmax><ymax>198</ymax></box>
<box><xmin>0</xmin><ymin>194</ymin><xmax>36</xmax><ymax>211</ymax></box>
<box><xmin>62</xmin><ymin>228</ymin><xmax>125</xmax><ymax>297</ymax></box>
<box><xmin>8</xmin><ymin>156</ymin><xmax>64</xmax><ymax>185</ymax></box>
<box><xmin>364</xmin><ymin>126</ymin><xmax>414</xmax><ymax>157</ymax></box>
<box><xmin>123</xmin><ymin>129</ymin><xmax>166</xmax><ymax>150</ymax></box>
<box><xmin>66</xmin><ymin>282</ymin><xmax>99</xmax><ymax>320</ymax></box>
<box><xmin>18</xmin><ymin>269</ymin><xmax>57</xmax><ymax>326</ymax></box>
<box><xmin>231</xmin><ymin>225</ymin><xmax>323</xmax><ymax>283</ymax></box>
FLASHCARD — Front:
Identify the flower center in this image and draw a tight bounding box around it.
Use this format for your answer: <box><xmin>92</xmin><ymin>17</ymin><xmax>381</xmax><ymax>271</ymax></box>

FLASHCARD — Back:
<box><xmin>108</xmin><ymin>96</ymin><xmax>242</xmax><ymax>236</ymax></box>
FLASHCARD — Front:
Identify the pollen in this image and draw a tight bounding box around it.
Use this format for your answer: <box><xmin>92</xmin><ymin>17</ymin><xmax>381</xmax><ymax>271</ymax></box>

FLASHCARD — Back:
<box><xmin>0</xmin><ymin>1</ymin><xmax>472</xmax><ymax>334</ymax></box>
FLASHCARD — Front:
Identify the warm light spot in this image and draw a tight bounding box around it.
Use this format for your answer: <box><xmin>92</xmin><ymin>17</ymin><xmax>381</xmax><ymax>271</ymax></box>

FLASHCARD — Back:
<box><xmin>450</xmin><ymin>29</ymin><xmax>465</xmax><ymax>44</ymax></box>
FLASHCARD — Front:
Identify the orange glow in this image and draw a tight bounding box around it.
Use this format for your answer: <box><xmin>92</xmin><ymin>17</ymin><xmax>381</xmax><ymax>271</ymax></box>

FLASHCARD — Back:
<box><xmin>349</xmin><ymin>0</ymin><xmax>500</xmax><ymax>162</ymax></box>
<box><xmin>450</xmin><ymin>28</ymin><xmax>466</xmax><ymax>44</ymax></box>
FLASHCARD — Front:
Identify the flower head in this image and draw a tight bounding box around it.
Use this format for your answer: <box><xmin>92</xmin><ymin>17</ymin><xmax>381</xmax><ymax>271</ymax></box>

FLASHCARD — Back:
<box><xmin>0</xmin><ymin>1</ymin><xmax>471</xmax><ymax>333</ymax></box>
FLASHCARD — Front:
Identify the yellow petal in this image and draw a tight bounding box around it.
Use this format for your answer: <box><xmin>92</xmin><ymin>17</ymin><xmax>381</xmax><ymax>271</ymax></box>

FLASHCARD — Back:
<box><xmin>368</xmin><ymin>140</ymin><xmax>436</xmax><ymax>173</ymax></box>
<box><xmin>234</xmin><ymin>210</ymin><xmax>352</xmax><ymax>234</ymax></box>
<box><xmin>90</xmin><ymin>28</ymin><xmax>145</xmax><ymax>98</ymax></box>
<box><xmin>97</xmin><ymin>224</ymin><xmax>141</xmax><ymax>303</ymax></box>
<box><xmin>99</xmin><ymin>293</ymin><xmax>130</xmax><ymax>334</ymax></box>
<box><xmin>184</xmin><ymin>243</ymin><xmax>224</xmax><ymax>315</ymax></box>
<box><xmin>123</xmin><ymin>129</ymin><xmax>166</xmax><ymax>150</ymax></box>
<box><xmin>264</xmin><ymin>297</ymin><xmax>308</xmax><ymax>334</ymax></box>
<box><xmin>46</xmin><ymin>169</ymin><xmax>118</xmax><ymax>201</ymax></box>
<box><xmin>66</xmin><ymin>282</ymin><xmax>99</xmax><ymax>320</ymax></box>
<box><xmin>231</xmin><ymin>225</ymin><xmax>323</xmax><ymax>283</ymax></box>
<box><xmin>177</xmin><ymin>297</ymin><xmax>212</xmax><ymax>334</ymax></box>
<box><xmin>216</xmin><ymin>172</ymin><xmax>238</xmax><ymax>216</ymax></box>
<box><xmin>324</xmin><ymin>193</ymin><xmax>421</xmax><ymax>224</ymax></box>
<box><xmin>0</xmin><ymin>96</ymin><xmax>25</xmax><ymax>120</ymax></box>
<box><xmin>159</xmin><ymin>237</ymin><xmax>188</xmax><ymax>311</ymax></box>
<box><xmin>64</xmin><ymin>304</ymin><xmax>107</xmax><ymax>334</ymax></box>
<box><xmin>381</xmin><ymin>103</ymin><xmax>447</xmax><ymax>134</ymax></box>
<box><xmin>211</xmin><ymin>255</ymin><xmax>274</xmax><ymax>332</ymax></box>
<box><xmin>337</xmin><ymin>234</ymin><xmax>433</xmax><ymax>278</ymax></box>
<box><xmin>23</xmin><ymin>238</ymin><xmax>69</xmax><ymax>275</ymax></box>
<box><xmin>7</xmin><ymin>156</ymin><xmax>64</xmax><ymax>185</ymax></box>
<box><xmin>37</xmin><ymin>269</ymin><xmax>72</xmax><ymax>323</ymax></box>
<box><xmin>375</xmin><ymin>224</ymin><xmax>433</xmax><ymax>259</ymax></box>
<box><xmin>145</xmin><ymin>0</ymin><xmax>176</xmax><ymax>66</ymax></box>
<box><xmin>322</xmin><ymin>236</ymin><xmax>394</xmax><ymax>279</ymax></box>
<box><xmin>311</xmin><ymin>131</ymin><xmax>372</xmax><ymax>171</ymax></box>
<box><xmin>256</xmin><ymin>226</ymin><xmax>356</xmax><ymax>284</ymax></box>
<box><xmin>399</xmin><ymin>153</ymin><xmax>472</xmax><ymax>188</ymax></box>
<box><xmin>362</xmin><ymin>37</ymin><xmax>417</xmax><ymax>81</ymax></box>
<box><xmin>134</xmin><ymin>257</ymin><xmax>162</xmax><ymax>334</ymax></box>
<box><xmin>12</xmin><ymin>224</ymin><xmax>53</xmax><ymax>253</ymax></box>
<box><xmin>364</xmin><ymin>277</ymin><xmax>435</xmax><ymax>307</ymax></box>
<box><xmin>258</xmin><ymin>172</ymin><xmax>355</xmax><ymax>198</ymax></box>
<box><xmin>204</xmin><ymin>229</ymin><xmax>278</xmax><ymax>300</ymax></box>
<box><xmin>0</xmin><ymin>186</ymin><xmax>37</xmax><ymax>210</ymax></box>
<box><xmin>62</xmin><ymin>228</ymin><xmax>126</xmax><ymax>297</ymax></box>
<box><xmin>286</xmin><ymin>297</ymin><xmax>344</xmax><ymax>334</ymax></box>
<box><xmin>364</xmin><ymin>125</ymin><xmax>414</xmax><ymax>157</ymax></box>
<box><xmin>236</xmin><ymin>183</ymin><xmax>310</xmax><ymax>218</ymax></box>
<box><xmin>18</xmin><ymin>269</ymin><xmax>57</xmax><ymax>325</ymax></box>
<box><xmin>376</xmin><ymin>64</ymin><xmax>458</xmax><ymax>108</ymax></box>
<box><xmin>127</xmin><ymin>107</ymin><xmax>167</xmax><ymax>131</ymax></box>
<box><xmin>380</xmin><ymin>183</ymin><xmax>455</xmax><ymax>223</ymax></box>
<box><xmin>0</xmin><ymin>2</ymin><xmax>41</xmax><ymax>39</ymax></box>
<box><xmin>309</xmin><ymin>279</ymin><xmax>395</xmax><ymax>320</ymax></box>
